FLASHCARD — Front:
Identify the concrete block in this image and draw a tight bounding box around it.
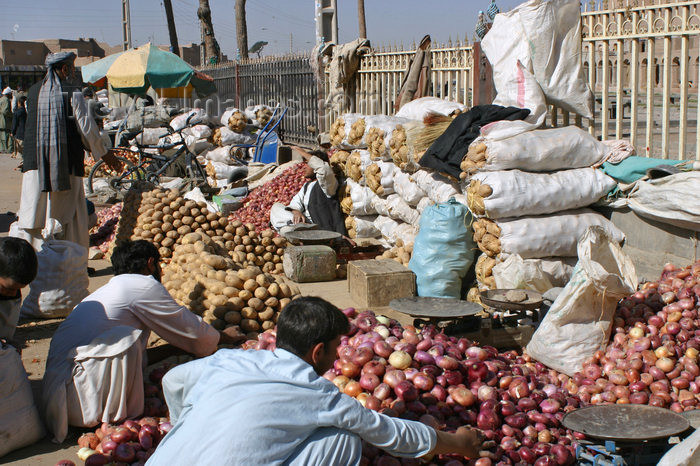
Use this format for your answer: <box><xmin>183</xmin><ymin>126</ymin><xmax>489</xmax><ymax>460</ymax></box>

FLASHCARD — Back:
<box><xmin>348</xmin><ymin>259</ymin><xmax>416</xmax><ymax>309</ymax></box>
<box><xmin>283</xmin><ymin>245</ymin><xmax>336</xmax><ymax>283</ymax></box>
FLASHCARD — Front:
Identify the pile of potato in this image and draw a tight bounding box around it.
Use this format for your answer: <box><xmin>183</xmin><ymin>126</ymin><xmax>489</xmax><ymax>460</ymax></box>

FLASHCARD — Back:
<box><xmin>162</xmin><ymin>233</ymin><xmax>299</xmax><ymax>337</ymax></box>
<box><xmin>344</xmin><ymin>150</ymin><xmax>365</xmax><ymax>182</ymax></box>
<box><xmin>226</xmin><ymin>110</ymin><xmax>247</xmax><ymax>132</ymax></box>
<box><xmin>475</xmin><ymin>254</ymin><xmax>497</xmax><ymax>290</ymax></box>
<box><xmin>473</xmin><ymin>217</ymin><xmax>502</xmax><ymax>257</ymax></box>
<box><xmin>329</xmin><ymin>116</ymin><xmax>366</xmax><ymax>147</ymax></box>
<box><xmin>366</xmin><ymin>127</ymin><xmax>387</xmax><ymax>160</ymax></box>
<box><xmin>114</xmin><ymin>187</ymin><xmax>288</xmax><ymax>273</ymax></box>
<box><xmin>378</xmin><ymin>239</ymin><xmax>412</xmax><ymax>266</ymax></box>
<box><xmin>365</xmin><ymin>163</ymin><xmax>386</xmax><ymax>196</ymax></box>
<box><xmin>252</xmin><ymin>106</ymin><xmax>273</xmax><ymax>127</ymax></box>
<box><xmin>459</xmin><ymin>141</ymin><xmax>487</xmax><ymax>179</ymax></box>
<box><xmin>388</xmin><ymin>125</ymin><xmax>412</xmax><ymax>170</ymax></box>
<box><xmin>465</xmin><ymin>178</ymin><xmax>494</xmax><ymax>217</ymax></box>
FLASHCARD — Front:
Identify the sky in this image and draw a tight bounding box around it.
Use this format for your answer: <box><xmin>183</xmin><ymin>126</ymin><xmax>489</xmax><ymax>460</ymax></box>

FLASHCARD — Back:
<box><xmin>0</xmin><ymin>0</ymin><xmax>525</xmax><ymax>58</ymax></box>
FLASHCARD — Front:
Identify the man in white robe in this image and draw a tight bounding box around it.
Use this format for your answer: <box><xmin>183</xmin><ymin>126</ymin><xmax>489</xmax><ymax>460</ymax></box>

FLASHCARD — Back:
<box><xmin>42</xmin><ymin>240</ymin><xmax>245</xmax><ymax>442</ymax></box>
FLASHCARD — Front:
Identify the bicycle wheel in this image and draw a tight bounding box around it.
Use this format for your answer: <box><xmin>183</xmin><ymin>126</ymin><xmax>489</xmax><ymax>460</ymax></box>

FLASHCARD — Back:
<box><xmin>87</xmin><ymin>156</ymin><xmax>143</xmax><ymax>194</ymax></box>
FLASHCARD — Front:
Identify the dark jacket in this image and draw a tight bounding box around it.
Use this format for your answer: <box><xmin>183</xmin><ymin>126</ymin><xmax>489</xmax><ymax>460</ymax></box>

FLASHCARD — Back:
<box><xmin>12</xmin><ymin>106</ymin><xmax>26</xmax><ymax>140</ymax></box>
<box><xmin>22</xmin><ymin>81</ymin><xmax>86</xmax><ymax>175</ymax></box>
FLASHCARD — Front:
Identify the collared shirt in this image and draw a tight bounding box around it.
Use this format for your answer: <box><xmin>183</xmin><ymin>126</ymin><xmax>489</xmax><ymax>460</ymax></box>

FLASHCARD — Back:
<box><xmin>147</xmin><ymin>348</ymin><xmax>436</xmax><ymax>466</ymax></box>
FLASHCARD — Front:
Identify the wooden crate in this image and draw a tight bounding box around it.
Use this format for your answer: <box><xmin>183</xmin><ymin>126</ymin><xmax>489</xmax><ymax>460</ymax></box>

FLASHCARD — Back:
<box><xmin>348</xmin><ymin>259</ymin><xmax>415</xmax><ymax>308</ymax></box>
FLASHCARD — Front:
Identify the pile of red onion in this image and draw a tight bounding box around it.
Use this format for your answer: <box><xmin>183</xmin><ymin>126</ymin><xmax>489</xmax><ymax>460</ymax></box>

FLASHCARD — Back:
<box><xmin>550</xmin><ymin>260</ymin><xmax>700</xmax><ymax>411</ymax></box>
<box><xmin>245</xmin><ymin>311</ymin><xmax>577</xmax><ymax>465</ymax></box>
<box><xmin>229</xmin><ymin>163</ymin><xmax>308</xmax><ymax>232</ymax></box>
<box><xmin>60</xmin><ymin>366</ymin><xmax>172</xmax><ymax>466</ymax></box>
<box><xmin>89</xmin><ymin>203</ymin><xmax>123</xmax><ymax>253</ymax></box>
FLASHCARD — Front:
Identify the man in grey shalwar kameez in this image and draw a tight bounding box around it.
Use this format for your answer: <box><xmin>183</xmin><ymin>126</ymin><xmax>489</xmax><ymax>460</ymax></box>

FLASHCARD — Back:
<box><xmin>14</xmin><ymin>52</ymin><xmax>121</xmax><ymax>250</ymax></box>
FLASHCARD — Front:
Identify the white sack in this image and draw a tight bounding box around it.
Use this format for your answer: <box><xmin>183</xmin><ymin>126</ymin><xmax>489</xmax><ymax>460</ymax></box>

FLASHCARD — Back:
<box><xmin>492</xmin><ymin>254</ymin><xmax>577</xmax><ymax>292</ymax></box>
<box><xmin>416</xmin><ymin>197</ymin><xmax>435</xmax><ymax>214</ymax></box>
<box><xmin>220</xmin><ymin>108</ymin><xmax>243</xmax><ymax>127</ymax></box>
<box><xmin>375</xmin><ymin>216</ymin><xmax>419</xmax><ymax>246</ymax></box>
<box><xmin>218</xmin><ymin>127</ymin><xmax>255</xmax><ymax>146</ymax></box>
<box><xmin>131</xmin><ymin>127</ymin><xmax>169</xmax><ymax>146</ymax></box>
<box><xmin>658</xmin><ymin>427</ymin><xmax>700</xmax><ymax>466</ymax></box>
<box><xmin>412</xmin><ymin>170</ymin><xmax>459</xmax><ymax>204</ymax></box>
<box><xmin>367</xmin><ymin>116</ymin><xmax>415</xmax><ymax>160</ymax></box>
<box><xmin>353</xmin><ymin>215</ymin><xmax>381</xmax><ymax>238</ymax></box>
<box><xmin>610</xmin><ymin>172</ymin><xmax>700</xmax><ymax>232</ymax></box>
<box><xmin>395</xmin><ymin>97</ymin><xmax>467</xmax><ymax>121</ymax></box>
<box><xmin>494</xmin><ymin>208</ymin><xmax>626</xmax><ymax>259</ymax></box>
<box><xmin>170</xmin><ymin>109</ymin><xmax>207</xmax><ymax>131</ymax></box>
<box><xmin>476</xmin><ymin>126</ymin><xmax>610</xmax><ymax>171</ymax></box>
<box><xmin>244</xmin><ymin>104</ymin><xmax>272</xmax><ymax>127</ymax></box>
<box><xmin>0</xmin><ymin>344</ymin><xmax>45</xmax><ymax>458</ymax></box>
<box><xmin>386</xmin><ymin>194</ymin><xmax>420</xmax><ymax>226</ymax></box>
<box><xmin>208</xmin><ymin>161</ymin><xmax>238</xmax><ymax>180</ymax></box>
<box><xmin>182</xmin><ymin>124</ymin><xmax>212</xmax><ymax>140</ymax></box>
<box><xmin>376</xmin><ymin>160</ymin><xmax>397</xmax><ymax>196</ymax></box>
<box><xmin>204</xmin><ymin>146</ymin><xmax>233</xmax><ymax>164</ymax></box>
<box><xmin>372</xmin><ymin>196</ymin><xmax>390</xmax><ymax>217</ymax></box>
<box><xmin>394</xmin><ymin>171</ymin><xmax>427</xmax><ymax>206</ymax></box>
<box><xmin>20</xmin><ymin>220</ymin><xmax>89</xmax><ymax>319</ymax></box>
<box><xmin>526</xmin><ymin>226</ymin><xmax>637</xmax><ymax>376</ymax></box>
<box><xmin>472</xmin><ymin>168</ymin><xmax>616</xmax><ymax>219</ymax></box>
<box><xmin>185</xmin><ymin>136</ymin><xmax>213</xmax><ymax>155</ymax></box>
<box><xmin>333</xmin><ymin>113</ymin><xmax>366</xmax><ymax>149</ymax></box>
<box><xmin>347</xmin><ymin>180</ymin><xmax>379</xmax><ymax>216</ymax></box>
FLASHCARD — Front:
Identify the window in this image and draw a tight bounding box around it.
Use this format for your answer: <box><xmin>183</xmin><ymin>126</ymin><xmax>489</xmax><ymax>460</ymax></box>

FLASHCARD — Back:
<box><xmin>27</xmin><ymin>50</ymin><xmax>32</xmax><ymax>55</ymax></box>
<box><xmin>10</xmin><ymin>49</ymin><xmax>15</xmax><ymax>55</ymax></box>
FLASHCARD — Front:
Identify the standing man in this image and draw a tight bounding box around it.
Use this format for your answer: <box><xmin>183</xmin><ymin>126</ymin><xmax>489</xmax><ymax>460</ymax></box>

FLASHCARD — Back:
<box><xmin>0</xmin><ymin>87</ymin><xmax>13</xmax><ymax>153</ymax></box>
<box><xmin>14</xmin><ymin>52</ymin><xmax>121</xmax><ymax>250</ymax></box>
<box><xmin>11</xmin><ymin>96</ymin><xmax>27</xmax><ymax>158</ymax></box>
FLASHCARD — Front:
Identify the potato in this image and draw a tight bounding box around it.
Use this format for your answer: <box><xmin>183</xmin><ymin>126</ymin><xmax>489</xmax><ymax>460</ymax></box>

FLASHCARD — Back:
<box><xmin>230</xmin><ymin>220</ymin><xmax>243</xmax><ymax>228</ymax></box>
<box><xmin>225</xmin><ymin>273</ymin><xmax>243</xmax><ymax>288</ymax></box>
<box><xmin>243</xmin><ymin>279</ymin><xmax>258</xmax><ymax>292</ymax></box>
<box><xmin>279</xmin><ymin>283</ymin><xmax>292</xmax><ymax>297</ymax></box>
<box><xmin>210</xmin><ymin>295</ymin><xmax>227</xmax><ymax>307</ymax></box>
<box><xmin>241</xmin><ymin>307</ymin><xmax>258</xmax><ymax>320</ymax></box>
<box><xmin>238</xmin><ymin>289</ymin><xmax>253</xmax><ymax>301</ymax></box>
<box><xmin>241</xmin><ymin>318</ymin><xmax>261</xmax><ymax>333</ymax></box>
<box><xmin>213</xmin><ymin>306</ymin><xmax>229</xmax><ymax>319</ymax></box>
<box><xmin>254</xmin><ymin>287</ymin><xmax>269</xmax><ymax>300</ymax></box>
<box><xmin>275</xmin><ymin>263</ymin><xmax>285</xmax><ymax>273</ymax></box>
<box><xmin>264</xmin><ymin>297</ymin><xmax>279</xmax><ymax>308</ymax></box>
<box><xmin>238</xmin><ymin>268</ymin><xmax>257</xmax><ymax>281</ymax></box>
<box><xmin>258</xmin><ymin>307</ymin><xmax>275</xmax><ymax>321</ymax></box>
<box><xmin>206</xmin><ymin>255</ymin><xmax>227</xmax><ymax>270</ymax></box>
<box><xmin>224</xmin><ymin>311</ymin><xmax>242</xmax><ymax>325</ymax></box>
<box><xmin>177</xmin><ymin>225</ymin><xmax>191</xmax><ymax>235</ymax></box>
<box><xmin>262</xmin><ymin>320</ymin><xmax>276</xmax><ymax>331</ymax></box>
<box><xmin>267</xmin><ymin>283</ymin><xmax>280</xmax><ymax>297</ymax></box>
<box><xmin>248</xmin><ymin>297</ymin><xmax>264</xmax><ymax>311</ymax></box>
<box><xmin>279</xmin><ymin>297</ymin><xmax>291</xmax><ymax>309</ymax></box>
<box><xmin>229</xmin><ymin>297</ymin><xmax>245</xmax><ymax>310</ymax></box>
<box><xmin>236</xmin><ymin>226</ymin><xmax>247</xmax><ymax>236</ymax></box>
<box><xmin>211</xmin><ymin>319</ymin><xmax>226</xmax><ymax>331</ymax></box>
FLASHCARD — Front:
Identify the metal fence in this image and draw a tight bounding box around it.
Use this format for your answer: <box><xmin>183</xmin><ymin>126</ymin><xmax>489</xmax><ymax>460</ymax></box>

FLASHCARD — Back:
<box><xmin>202</xmin><ymin>54</ymin><xmax>318</xmax><ymax>147</ymax></box>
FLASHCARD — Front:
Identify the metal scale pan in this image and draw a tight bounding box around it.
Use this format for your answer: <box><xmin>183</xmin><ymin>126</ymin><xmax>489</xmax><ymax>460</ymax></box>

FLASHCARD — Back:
<box><xmin>389</xmin><ymin>297</ymin><xmax>484</xmax><ymax>333</ymax></box>
<box><xmin>479</xmin><ymin>289</ymin><xmax>544</xmax><ymax>311</ymax></box>
<box><xmin>562</xmin><ymin>405</ymin><xmax>690</xmax><ymax>442</ymax></box>
<box><xmin>284</xmin><ymin>229</ymin><xmax>341</xmax><ymax>245</ymax></box>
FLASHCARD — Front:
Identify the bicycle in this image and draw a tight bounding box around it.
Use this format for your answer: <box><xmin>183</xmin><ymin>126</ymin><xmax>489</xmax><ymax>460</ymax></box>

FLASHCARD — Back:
<box><xmin>87</xmin><ymin>114</ymin><xmax>209</xmax><ymax>194</ymax></box>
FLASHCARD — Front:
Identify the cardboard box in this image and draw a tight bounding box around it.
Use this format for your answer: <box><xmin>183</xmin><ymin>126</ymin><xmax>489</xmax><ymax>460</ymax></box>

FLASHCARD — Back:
<box><xmin>348</xmin><ymin>259</ymin><xmax>415</xmax><ymax>308</ymax></box>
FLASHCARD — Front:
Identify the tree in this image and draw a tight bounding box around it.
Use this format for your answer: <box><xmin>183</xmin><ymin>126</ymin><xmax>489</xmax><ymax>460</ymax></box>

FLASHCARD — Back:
<box><xmin>357</xmin><ymin>0</ymin><xmax>367</xmax><ymax>39</ymax></box>
<box><xmin>235</xmin><ymin>0</ymin><xmax>249</xmax><ymax>60</ymax></box>
<box><xmin>163</xmin><ymin>0</ymin><xmax>180</xmax><ymax>56</ymax></box>
<box><xmin>197</xmin><ymin>0</ymin><xmax>221</xmax><ymax>64</ymax></box>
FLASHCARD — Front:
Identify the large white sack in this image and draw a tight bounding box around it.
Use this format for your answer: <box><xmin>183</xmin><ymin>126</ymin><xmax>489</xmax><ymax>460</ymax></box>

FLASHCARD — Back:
<box><xmin>492</xmin><ymin>254</ymin><xmax>577</xmax><ymax>292</ymax></box>
<box><xmin>526</xmin><ymin>227</ymin><xmax>637</xmax><ymax>376</ymax></box>
<box><xmin>476</xmin><ymin>126</ymin><xmax>609</xmax><ymax>171</ymax></box>
<box><xmin>472</xmin><ymin>168</ymin><xmax>616</xmax><ymax>219</ymax></box>
<box><xmin>366</xmin><ymin>116</ymin><xmax>414</xmax><ymax>161</ymax></box>
<box><xmin>347</xmin><ymin>180</ymin><xmax>379</xmax><ymax>216</ymax></box>
<box><xmin>218</xmin><ymin>127</ymin><xmax>255</xmax><ymax>146</ymax></box>
<box><xmin>0</xmin><ymin>344</ymin><xmax>45</xmax><ymax>458</ymax></box>
<box><xmin>353</xmin><ymin>215</ymin><xmax>381</xmax><ymax>238</ymax></box>
<box><xmin>170</xmin><ymin>109</ymin><xmax>207</xmax><ymax>131</ymax></box>
<box><xmin>610</xmin><ymin>172</ymin><xmax>700</xmax><ymax>232</ymax></box>
<box><xmin>658</xmin><ymin>427</ymin><xmax>700</xmax><ymax>466</ymax></box>
<box><xmin>204</xmin><ymin>146</ymin><xmax>233</xmax><ymax>164</ymax></box>
<box><xmin>332</xmin><ymin>113</ymin><xmax>367</xmax><ymax>149</ymax></box>
<box><xmin>182</xmin><ymin>124</ymin><xmax>212</xmax><ymax>139</ymax></box>
<box><xmin>494</xmin><ymin>208</ymin><xmax>626</xmax><ymax>259</ymax></box>
<box><xmin>395</xmin><ymin>97</ymin><xmax>467</xmax><ymax>121</ymax></box>
<box><xmin>483</xmin><ymin>0</ymin><xmax>593</xmax><ymax>120</ymax></box>
<box><xmin>20</xmin><ymin>220</ymin><xmax>89</xmax><ymax>319</ymax></box>
<box><xmin>394</xmin><ymin>171</ymin><xmax>427</xmax><ymax>206</ymax></box>
<box><xmin>416</xmin><ymin>197</ymin><xmax>435</xmax><ymax>214</ymax></box>
<box><xmin>412</xmin><ymin>170</ymin><xmax>459</xmax><ymax>204</ymax></box>
<box><xmin>370</xmin><ymin>160</ymin><xmax>397</xmax><ymax>197</ymax></box>
<box><xmin>220</xmin><ymin>108</ymin><xmax>243</xmax><ymax>126</ymax></box>
<box><xmin>131</xmin><ymin>127</ymin><xmax>170</xmax><ymax>146</ymax></box>
<box><xmin>374</xmin><ymin>216</ymin><xmax>418</xmax><ymax>246</ymax></box>
<box><xmin>386</xmin><ymin>194</ymin><xmax>420</xmax><ymax>226</ymax></box>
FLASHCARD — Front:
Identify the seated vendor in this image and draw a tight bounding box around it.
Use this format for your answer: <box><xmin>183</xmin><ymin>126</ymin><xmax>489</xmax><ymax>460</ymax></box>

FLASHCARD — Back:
<box><xmin>270</xmin><ymin>151</ymin><xmax>348</xmax><ymax>237</ymax></box>
<box><xmin>42</xmin><ymin>240</ymin><xmax>245</xmax><ymax>442</ymax></box>
<box><xmin>147</xmin><ymin>297</ymin><xmax>494</xmax><ymax>465</ymax></box>
<box><xmin>0</xmin><ymin>237</ymin><xmax>38</xmax><ymax>341</ymax></box>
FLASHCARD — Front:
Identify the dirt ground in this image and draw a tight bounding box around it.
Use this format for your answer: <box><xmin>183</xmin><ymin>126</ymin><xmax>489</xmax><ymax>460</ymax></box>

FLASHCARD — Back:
<box><xmin>0</xmin><ymin>153</ymin><xmax>411</xmax><ymax>465</ymax></box>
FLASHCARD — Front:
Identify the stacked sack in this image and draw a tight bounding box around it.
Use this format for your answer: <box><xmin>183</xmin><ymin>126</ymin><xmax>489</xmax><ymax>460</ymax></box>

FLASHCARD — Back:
<box><xmin>462</xmin><ymin>126</ymin><xmax>623</xmax><ymax>295</ymax></box>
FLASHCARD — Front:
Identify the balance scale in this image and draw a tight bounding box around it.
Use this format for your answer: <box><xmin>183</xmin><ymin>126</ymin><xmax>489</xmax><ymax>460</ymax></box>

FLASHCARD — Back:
<box><xmin>561</xmin><ymin>405</ymin><xmax>691</xmax><ymax>465</ymax></box>
<box><xmin>283</xmin><ymin>229</ymin><xmax>383</xmax><ymax>262</ymax></box>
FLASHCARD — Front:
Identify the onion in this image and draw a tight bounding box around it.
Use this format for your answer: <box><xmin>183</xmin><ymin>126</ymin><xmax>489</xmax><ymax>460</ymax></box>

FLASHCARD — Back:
<box><xmin>388</xmin><ymin>351</ymin><xmax>412</xmax><ymax>370</ymax></box>
<box><xmin>394</xmin><ymin>380</ymin><xmax>418</xmax><ymax>402</ymax></box>
<box><xmin>540</xmin><ymin>399</ymin><xmax>561</xmax><ymax>414</ymax></box>
<box><xmin>656</xmin><ymin>357</ymin><xmax>675</xmax><ymax>373</ymax></box>
<box><xmin>451</xmin><ymin>386</ymin><xmax>476</xmax><ymax>407</ymax></box>
<box><xmin>413</xmin><ymin>373</ymin><xmax>434</xmax><ymax>391</ymax></box>
<box><xmin>477</xmin><ymin>408</ymin><xmax>501</xmax><ymax>430</ymax></box>
<box><xmin>413</xmin><ymin>351</ymin><xmax>435</xmax><ymax>366</ymax></box>
<box><xmin>360</xmin><ymin>373</ymin><xmax>380</xmax><ymax>391</ymax></box>
<box><xmin>383</xmin><ymin>370</ymin><xmax>406</xmax><ymax>389</ymax></box>
<box><xmin>478</xmin><ymin>385</ymin><xmax>498</xmax><ymax>402</ymax></box>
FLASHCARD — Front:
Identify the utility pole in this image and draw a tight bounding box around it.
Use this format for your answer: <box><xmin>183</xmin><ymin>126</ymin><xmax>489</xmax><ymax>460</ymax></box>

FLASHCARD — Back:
<box><xmin>314</xmin><ymin>0</ymin><xmax>338</xmax><ymax>46</ymax></box>
<box><xmin>357</xmin><ymin>0</ymin><xmax>366</xmax><ymax>39</ymax></box>
<box><xmin>197</xmin><ymin>0</ymin><xmax>221</xmax><ymax>64</ymax></box>
<box><xmin>163</xmin><ymin>0</ymin><xmax>180</xmax><ymax>56</ymax></box>
<box><xmin>235</xmin><ymin>0</ymin><xmax>249</xmax><ymax>60</ymax></box>
<box><xmin>290</xmin><ymin>32</ymin><xmax>293</xmax><ymax>53</ymax></box>
<box><xmin>121</xmin><ymin>0</ymin><xmax>132</xmax><ymax>51</ymax></box>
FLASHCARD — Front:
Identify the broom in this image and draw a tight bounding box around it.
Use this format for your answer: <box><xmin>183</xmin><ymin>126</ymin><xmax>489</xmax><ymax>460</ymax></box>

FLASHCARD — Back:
<box><xmin>410</xmin><ymin>112</ymin><xmax>454</xmax><ymax>153</ymax></box>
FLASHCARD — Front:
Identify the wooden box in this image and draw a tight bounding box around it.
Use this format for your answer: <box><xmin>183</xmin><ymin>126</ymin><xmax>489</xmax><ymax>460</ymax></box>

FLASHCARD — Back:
<box><xmin>348</xmin><ymin>259</ymin><xmax>416</xmax><ymax>308</ymax></box>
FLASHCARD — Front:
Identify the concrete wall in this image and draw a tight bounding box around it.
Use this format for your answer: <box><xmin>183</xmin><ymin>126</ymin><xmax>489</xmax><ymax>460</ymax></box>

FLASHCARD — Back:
<box><xmin>601</xmin><ymin>207</ymin><xmax>699</xmax><ymax>282</ymax></box>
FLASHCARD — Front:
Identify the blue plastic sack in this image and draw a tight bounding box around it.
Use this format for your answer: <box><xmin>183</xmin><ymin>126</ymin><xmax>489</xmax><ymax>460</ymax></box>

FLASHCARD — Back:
<box><xmin>409</xmin><ymin>198</ymin><xmax>475</xmax><ymax>298</ymax></box>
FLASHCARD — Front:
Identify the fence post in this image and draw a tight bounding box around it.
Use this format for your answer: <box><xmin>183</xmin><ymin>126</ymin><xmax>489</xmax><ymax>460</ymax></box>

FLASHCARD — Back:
<box><xmin>471</xmin><ymin>42</ymin><xmax>495</xmax><ymax>106</ymax></box>
<box><xmin>235</xmin><ymin>62</ymin><xmax>240</xmax><ymax>109</ymax></box>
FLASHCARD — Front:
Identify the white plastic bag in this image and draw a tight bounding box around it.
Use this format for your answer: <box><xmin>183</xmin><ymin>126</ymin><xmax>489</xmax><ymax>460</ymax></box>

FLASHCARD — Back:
<box><xmin>470</xmin><ymin>168</ymin><xmax>616</xmax><ymax>219</ymax></box>
<box><xmin>386</xmin><ymin>194</ymin><xmax>420</xmax><ymax>226</ymax></box>
<box><xmin>0</xmin><ymin>344</ymin><xmax>45</xmax><ymax>457</ymax></box>
<box><xmin>395</xmin><ymin>97</ymin><xmax>466</xmax><ymax>121</ymax></box>
<box><xmin>526</xmin><ymin>226</ymin><xmax>637</xmax><ymax>376</ymax></box>
<box><xmin>476</xmin><ymin>126</ymin><xmax>609</xmax><ymax>171</ymax></box>
<box><xmin>394</xmin><ymin>171</ymin><xmax>427</xmax><ymax>206</ymax></box>
<box><xmin>489</xmin><ymin>208</ymin><xmax>626</xmax><ymax>259</ymax></box>
<box><xmin>20</xmin><ymin>220</ymin><xmax>89</xmax><ymax>319</ymax></box>
<box><xmin>492</xmin><ymin>254</ymin><xmax>577</xmax><ymax>292</ymax></box>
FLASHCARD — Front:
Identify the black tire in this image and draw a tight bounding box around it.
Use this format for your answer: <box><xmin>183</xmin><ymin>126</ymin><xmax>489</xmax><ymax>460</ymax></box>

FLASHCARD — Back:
<box><xmin>87</xmin><ymin>156</ymin><xmax>143</xmax><ymax>194</ymax></box>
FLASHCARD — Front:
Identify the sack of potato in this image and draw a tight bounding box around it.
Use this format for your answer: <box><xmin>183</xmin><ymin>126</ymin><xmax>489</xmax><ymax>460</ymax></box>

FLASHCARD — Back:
<box><xmin>466</xmin><ymin>168</ymin><xmax>616</xmax><ymax>219</ymax></box>
<box><xmin>339</xmin><ymin>180</ymin><xmax>379</xmax><ymax>216</ymax></box>
<box><xmin>329</xmin><ymin>114</ymin><xmax>366</xmax><ymax>149</ymax></box>
<box><xmin>374</xmin><ymin>215</ymin><xmax>419</xmax><ymax>247</ymax></box>
<box><xmin>473</xmin><ymin>208</ymin><xmax>626</xmax><ymax>258</ymax></box>
<box><xmin>393</xmin><ymin>171</ymin><xmax>427</xmax><ymax>207</ymax></box>
<box><xmin>244</xmin><ymin>105</ymin><xmax>274</xmax><ymax>128</ymax></box>
<box><xmin>364</xmin><ymin>116</ymin><xmax>414</xmax><ymax>161</ymax></box>
<box><xmin>460</xmin><ymin>126</ymin><xmax>620</xmax><ymax>178</ymax></box>
<box><xmin>210</xmin><ymin>127</ymin><xmax>255</xmax><ymax>147</ymax></box>
<box><xmin>386</xmin><ymin>194</ymin><xmax>420</xmax><ymax>226</ymax></box>
<box><xmin>345</xmin><ymin>215</ymin><xmax>381</xmax><ymax>239</ymax></box>
<box><xmin>412</xmin><ymin>170</ymin><xmax>460</xmax><ymax>204</ymax></box>
<box><xmin>388</xmin><ymin>121</ymin><xmax>424</xmax><ymax>172</ymax></box>
<box><xmin>162</xmin><ymin>232</ymin><xmax>300</xmax><ymax>338</ymax></box>
<box><xmin>365</xmin><ymin>160</ymin><xmax>397</xmax><ymax>197</ymax></box>
<box><xmin>344</xmin><ymin>150</ymin><xmax>372</xmax><ymax>182</ymax></box>
<box><xmin>379</xmin><ymin>239</ymin><xmax>413</xmax><ymax>266</ymax></box>
<box><xmin>395</xmin><ymin>97</ymin><xmax>467</xmax><ymax>121</ymax></box>
<box><xmin>220</xmin><ymin>108</ymin><xmax>248</xmax><ymax>132</ymax></box>
<box><xmin>491</xmin><ymin>254</ymin><xmax>577</xmax><ymax>293</ymax></box>
<box><xmin>329</xmin><ymin>150</ymin><xmax>350</xmax><ymax>178</ymax></box>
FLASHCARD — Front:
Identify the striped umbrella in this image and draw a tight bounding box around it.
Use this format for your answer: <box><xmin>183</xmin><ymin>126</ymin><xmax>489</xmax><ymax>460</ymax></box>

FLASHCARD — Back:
<box><xmin>81</xmin><ymin>43</ymin><xmax>215</xmax><ymax>96</ymax></box>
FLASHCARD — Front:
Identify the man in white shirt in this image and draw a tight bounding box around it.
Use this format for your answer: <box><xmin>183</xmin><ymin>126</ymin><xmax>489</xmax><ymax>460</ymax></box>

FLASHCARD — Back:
<box><xmin>270</xmin><ymin>151</ymin><xmax>348</xmax><ymax>236</ymax></box>
<box><xmin>147</xmin><ymin>297</ymin><xmax>493</xmax><ymax>465</ymax></box>
<box><xmin>42</xmin><ymin>240</ymin><xmax>245</xmax><ymax>442</ymax></box>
